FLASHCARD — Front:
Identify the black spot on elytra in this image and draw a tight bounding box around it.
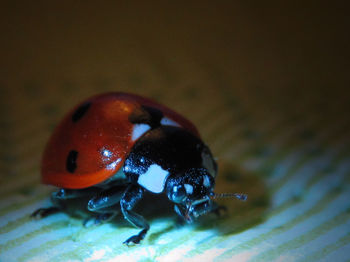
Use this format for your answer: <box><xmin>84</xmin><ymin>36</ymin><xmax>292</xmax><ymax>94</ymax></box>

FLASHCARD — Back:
<box><xmin>72</xmin><ymin>102</ymin><xmax>91</xmax><ymax>122</ymax></box>
<box><xmin>66</xmin><ymin>150</ymin><xmax>78</xmax><ymax>173</ymax></box>
<box><xmin>128</xmin><ymin>105</ymin><xmax>163</xmax><ymax>128</ymax></box>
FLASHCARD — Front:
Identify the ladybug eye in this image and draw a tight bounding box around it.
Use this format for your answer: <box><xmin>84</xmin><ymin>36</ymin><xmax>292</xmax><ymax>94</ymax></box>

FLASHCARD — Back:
<box><xmin>169</xmin><ymin>185</ymin><xmax>187</xmax><ymax>203</ymax></box>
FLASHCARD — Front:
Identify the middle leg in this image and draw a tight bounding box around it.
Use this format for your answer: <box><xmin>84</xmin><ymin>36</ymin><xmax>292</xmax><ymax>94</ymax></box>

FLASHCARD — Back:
<box><xmin>84</xmin><ymin>184</ymin><xmax>127</xmax><ymax>227</ymax></box>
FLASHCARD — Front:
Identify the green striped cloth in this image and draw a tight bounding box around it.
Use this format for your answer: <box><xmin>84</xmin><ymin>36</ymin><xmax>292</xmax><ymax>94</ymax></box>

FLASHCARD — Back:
<box><xmin>1</xmin><ymin>81</ymin><xmax>349</xmax><ymax>261</ymax></box>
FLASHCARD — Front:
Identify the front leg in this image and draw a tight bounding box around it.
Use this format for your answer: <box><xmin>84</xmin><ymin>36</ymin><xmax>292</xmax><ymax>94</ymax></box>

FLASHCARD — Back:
<box><xmin>174</xmin><ymin>200</ymin><xmax>225</xmax><ymax>223</ymax></box>
<box><xmin>120</xmin><ymin>184</ymin><xmax>149</xmax><ymax>245</ymax></box>
<box><xmin>31</xmin><ymin>188</ymin><xmax>99</xmax><ymax>219</ymax></box>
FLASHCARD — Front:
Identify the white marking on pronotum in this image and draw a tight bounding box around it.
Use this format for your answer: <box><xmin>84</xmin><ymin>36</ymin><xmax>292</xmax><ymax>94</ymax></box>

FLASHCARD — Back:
<box><xmin>201</xmin><ymin>151</ymin><xmax>216</xmax><ymax>177</ymax></box>
<box><xmin>203</xmin><ymin>175</ymin><xmax>211</xmax><ymax>188</ymax></box>
<box><xmin>138</xmin><ymin>164</ymin><xmax>169</xmax><ymax>193</ymax></box>
<box><xmin>160</xmin><ymin>117</ymin><xmax>181</xmax><ymax>127</ymax></box>
<box><xmin>184</xmin><ymin>184</ymin><xmax>193</xmax><ymax>195</ymax></box>
<box><xmin>132</xmin><ymin>123</ymin><xmax>151</xmax><ymax>141</ymax></box>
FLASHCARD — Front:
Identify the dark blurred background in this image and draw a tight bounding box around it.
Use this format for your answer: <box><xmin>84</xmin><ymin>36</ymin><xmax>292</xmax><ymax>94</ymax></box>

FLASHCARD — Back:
<box><xmin>1</xmin><ymin>1</ymin><xmax>349</xmax><ymax>93</ymax></box>
<box><xmin>1</xmin><ymin>0</ymin><xmax>349</xmax><ymax>165</ymax></box>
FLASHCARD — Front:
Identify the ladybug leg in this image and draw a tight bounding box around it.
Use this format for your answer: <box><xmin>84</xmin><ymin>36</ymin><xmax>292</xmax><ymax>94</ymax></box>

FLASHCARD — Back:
<box><xmin>174</xmin><ymin>204</ymin><xmax>192</xmax><ymax>223</ymax></box>
<box><xmin>31</xmin><ymin>188</ymin><xmax>98</xmax><ymax>219</ymax></box>
<box><xmin>83</xmin><ymin>206</ymin><xmax>119</xmax><ymax>227</ymax></box>
<box><xmin>120</xmin><ymin>184</ymin><xmax>149</xmax><ymax>246</ymax></box>
<box><xmin>84</xmin><ymin>185</ymin><xmax>127</xmax><ymax>227</ymax></box>
<box><xmin>31</xmin><ymin>206</ymin><xmax>61</xmax><ymax>219</ymax></box>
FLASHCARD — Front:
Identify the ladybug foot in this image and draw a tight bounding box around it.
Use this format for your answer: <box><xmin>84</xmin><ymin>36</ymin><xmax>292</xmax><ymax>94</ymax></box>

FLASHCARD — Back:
<box><xmin>123</xmin><ymin>228</ymin><xmax>148</xmax><ymax>246</ymax></box>
<box><xmin>83</xmin><ymin>213</ymin><xmax>116</xmax><ymax>227</ymax></box>
<box><xmin>123</xmin><ymin>234</ymin><xmax>142</xmax><ymax>246</ymax></box>
<box><xmin>31</xmin><ymin>207</ymin><xmax>60</xmax><ymax>219</ymax></box>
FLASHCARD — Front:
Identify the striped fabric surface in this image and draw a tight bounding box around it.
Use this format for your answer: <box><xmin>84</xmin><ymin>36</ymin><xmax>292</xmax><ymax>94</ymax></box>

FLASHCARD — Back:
<box><xmin>1</xmin><ymin>2</ymin><xmax>349</xmax><ymax>261</ymax></box>
<box><xmin>1</xmin><ymin>81</ymin><xmax>349</xmax><ymax>261</ymax></box>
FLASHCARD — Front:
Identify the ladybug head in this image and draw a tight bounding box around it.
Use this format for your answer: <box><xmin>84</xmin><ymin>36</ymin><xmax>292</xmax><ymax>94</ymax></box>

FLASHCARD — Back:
<box><xmin>165</xmin><ymin>167</ymin><xmax>215</xmax><ymax>221</ymax></box>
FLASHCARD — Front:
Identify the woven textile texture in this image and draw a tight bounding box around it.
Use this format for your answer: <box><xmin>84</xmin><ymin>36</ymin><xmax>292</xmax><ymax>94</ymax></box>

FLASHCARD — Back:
<box><xmin>1</xmin><ymin>2</ymin><xmax>349</xmax><ymax>261</ymax></box>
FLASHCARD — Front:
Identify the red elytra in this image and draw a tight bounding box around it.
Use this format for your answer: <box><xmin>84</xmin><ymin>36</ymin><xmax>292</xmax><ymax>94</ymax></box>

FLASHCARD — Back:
<box><xmin>41</xmin><ymin>92</ymin><xmax>199</xmax><ymax>189</ymax></box>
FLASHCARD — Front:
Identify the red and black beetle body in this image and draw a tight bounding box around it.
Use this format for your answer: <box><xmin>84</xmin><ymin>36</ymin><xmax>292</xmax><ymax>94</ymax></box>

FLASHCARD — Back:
<box><xmin>42</xmin><ymin>92</ymin><xmax>200</xmax><ymax>189</ymax></box>
<box><xmin>33</xmin><ymin>92</ymin><xmax>220</xmax><ymax>245</ymax></box>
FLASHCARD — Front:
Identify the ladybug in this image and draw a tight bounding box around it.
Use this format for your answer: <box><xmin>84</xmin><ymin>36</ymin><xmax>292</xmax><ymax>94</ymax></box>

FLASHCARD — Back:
<box><xmin>32</xmin><ymin>92</ymin><xmax>246</xmax><ymax>245</ymax></box>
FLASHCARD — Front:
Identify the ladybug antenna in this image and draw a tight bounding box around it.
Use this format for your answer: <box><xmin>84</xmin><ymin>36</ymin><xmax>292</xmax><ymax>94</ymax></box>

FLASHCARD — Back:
<box><xmin>211</xmin><ymin>192</ymin><xmax>248</xmax><ymax>201</ymax></box>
